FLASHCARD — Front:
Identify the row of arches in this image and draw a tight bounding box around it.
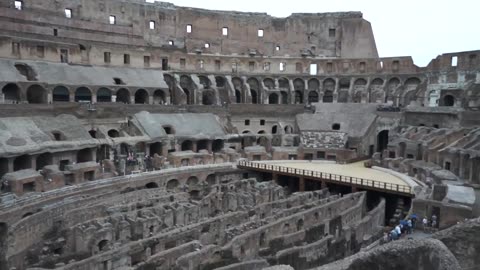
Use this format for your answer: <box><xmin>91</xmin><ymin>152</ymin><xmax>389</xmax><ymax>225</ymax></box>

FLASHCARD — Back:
<box><xmin>1</xmin><ymin>83</ymin><xmax>169</xmax><ymax>104</ymax></box>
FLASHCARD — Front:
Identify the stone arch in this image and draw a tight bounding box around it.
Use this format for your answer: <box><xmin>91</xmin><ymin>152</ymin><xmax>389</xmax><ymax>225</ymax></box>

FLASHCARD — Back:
<box><xmin>294</xmin><ymin>90</ymin><xmax>303</xmax><ymax>104</ymax></box>
<box><xmin>181</xmin><ymin>140</ymin><xmax>193</xmax><ymax>151</ymax></box>
<box><xmin>97</xmin><ymin>239</ymin><xmax>109</xmax><ymax>251</ymax></box>
<box><xmin>197</xmin><ymin>140</ymin><xmax>208</xmax><ymax>151</ymax></box>
<box><xmin>206</xmin><ymin>174</ymin><xmax>216</xmax><ymax>185</ymax></box>
<box><xmin>198</xmin><ymin>76</ymin><xmax>212</xmax><ymax>89</ymax></box>
<box><xmin>271</xmin><ymin>125</ymin><xmax>279</xmax><ymax>134</ymax></box>
<box><xmin>186</xmin><ymin>176</ymin><xmax>199</xmax><ymax>186</ymax></box>
<box><xmin>257</xmin><ymin>136</ymin><xmax>269</xmax><ymax>148</ymax></box>
<box><xmin>145</xmin><ymin>182</ymin><xmax>159</xmax><ymax>189</ymax></box>
<box><xmin>293</xmin><ymin>78</ymin><xmax>305</xmax><ymax>91</ymax></box>
<box><xmin>116</xmin><ymin>88</ymin><xmax>130</xmax><ymax>104</ymax></box>
<box><xmin>212</xmin><ymin>139</ymin><xmax>224</xmax><ymax>153</ymax></box>
<box><xmin>52</xmin><ymin>86</ymin><xmax>70</xmax><ymax>102</ymax></box>
<box><xmin>370</xmin><ymin>78</ymin><xmax>384</xmax><ymax>103</ymax></box>
<box><xmin>323</xmin><ymin>90</ymin><xmax>333</xmax><ymax>103</ymax></box>
<box><xmin>308</xmin><ymin>91</ymin><xmax>319</xmax><ymax>103</ymax></box>
<box><xmin>405</xmin><ymin>77</ymin><xmax>421</xmax><ymax>90</ymax></box>
<box><xmin>323</xmin><ymin>78</ymin><xmax>336</xmax><ymax>91</ymax></box>
<box><xmin>284</xmin><ymin>125</ymin><xmax>294</xmax><ymax>134</ymax></box>
<box><xmin>36</xmin><ymin>152</ymin><xmax>53</xmax><ymax>170</ymax></box>
<box><xmin>263</xmin><ymin>78</ymin><xmax>275</xmax><ymax>90</ymax></box>
<box><xmin>278</xmin><ymin>78</ymin><xmax>289</xmax><ymax>89</ymax></box>
<box><xmin>75</xmin><ymin>87</ymin><xmax>92</xmax><ymax>102</ymax></box>
<box><xmin>202</xmin><ymin>90</ymin><xmax>216</xmax><ymax>105</ymax></box>
<box><xmin>215</xmin><ymin>76</ymin><xmax>225</xmax><ymax>88</ymax></box>
<box><xmin>296</xmin><ymin>219</ymin><xmax>304</xmax><ymax>230</ymax></box>
<box><xmin>180</xmin><ymin>75</ymin><xmax>195</xmax><ymax>105</ymax></box>
<box><xmin>108</xmin><ymin>129</ymin><xmax>120</xmax><ymax>138</ymax></box>
<box><xmin>268</xmin><ymin>93</ymin><xmax>279</xmax><ymax>104</ymax></box>
<box><xmin>14</xmin><ymin>155</ymin><xmax>31</xmax><ymax>171</ymax></box>
<box><xmin>232</xmin><ymin>77</ymin><xmax>243</xmax><ymax>103</ymax></box>
<box><xmin>166</xmin><ymin>179</ymin><xmax>179</xmax><ymax>191</ymax></box>
<box><xmin>26</xmin><ymin>85</ymin><xmax>47</xmax><ymax>104</ymax></box>
<box><xmin>251</xmin><ymin>89</ymin><xmax>258</xmax><ymax>104</ymax></box>
<box><xmin>386</xmin><ymin>78</ymin><xmax>400</xmax><ymax>102</ymax></box>
<box><xmin>149</xmin><ymin>142</ymin><xmax>162</xmax><ymax>156</ymax></box>
<box><xmin>134</xmin><ymin>89</ymin><xmax>149</xmax><ymax>104</ymax></box>
<box><xmin>308</xmin><ymin>78</ymin><xmax>320</xmax><ymax>90</ymax></box>
<box><xmin>377</xmin><ymin>130</ymin><xmax>389</xmax><ymax>152</ymax></box>
<box><xmin>443</xmin><ymin>95</ymin><xmax>455</xmax><ymax>107</ymax></box>
<box><xmin>153</xmin><ymin>89</ymin><xmax>166</xmax><ymax>104</ymax></box>
<box><xmin>403</xmin><ymin>89</ymin><xmax>418</xmax><ymax>106</ymax></box>
<box><xmin>96</xmin><ymin>88</ymin><xmax>112</xmax><ymax>102</ymax></box>
<box><xmin>247</xmin><ymin>78</ymin><xmax>260</xmax><ymax>104</ymax></box>
<box><xmin>2</xmin><ymin>83</ymin><xmax>20</xmax><ymax>103</ymax></box>
<box><xmin>77</xmin><ymin>148</ymin><xmax>93</xmax><ymax>163</ymax></box>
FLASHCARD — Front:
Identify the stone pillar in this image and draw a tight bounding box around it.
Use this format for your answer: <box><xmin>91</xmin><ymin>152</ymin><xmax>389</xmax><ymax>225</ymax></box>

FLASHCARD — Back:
<box><xmin>162</xmin><ymin>143</ymin><xmax>169</xmax><ymax>157</ymax></box>
<box><xmin>192</xmin><ymin>142</ymin><xmax>198</xmax><ymax>153</ymax></box>
<box><xmin>130</xmin><ymin>96</ymin><xmax>135</xmax><ymax>104</ymax></box>
<box><xmin>299</xmin><ymin>176</ymin><xmax>305</xmax><ymax>192</ymax></box>
<box><xmin>149</xmin><ymin>95</ymin><xmax>154</xmax><ymax>105</ymax></box>
<box><xmin>69</xmin><ymin>92</ymin><xmax>75</xmax><ymax>102</ymax></box>
<box><xmin>112</xmin><ymin>95</ymin><xmax>117</xmax><ymax>102</ymax></box>
<box><xmin>1</xmin><ymin>93</ymin><xmax>4</xmax><ymax>103</ymax></box>
<box><xmin>47</xmin><ymin>93</ymin><xmax>52</xmax><ymax>104</ymax></box>
<box><xmin>7</xmin><ymin>158</ymin><xmax>14</xmax><ymax>173</ymax></box>
<box><xmin>91</xmin><ymin>94</ymin><xmax>97</xmax><ymax>104</ymax></box>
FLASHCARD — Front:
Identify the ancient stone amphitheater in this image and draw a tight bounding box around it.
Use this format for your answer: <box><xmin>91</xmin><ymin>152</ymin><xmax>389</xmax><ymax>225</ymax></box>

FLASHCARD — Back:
<box><xmin>0</xmin><ymin>0</ymin><xmax>479</xmax><ymax>269</ymax></box>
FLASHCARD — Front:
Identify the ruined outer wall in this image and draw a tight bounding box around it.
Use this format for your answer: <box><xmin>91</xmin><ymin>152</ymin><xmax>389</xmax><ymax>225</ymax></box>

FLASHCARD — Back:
<box><xmin>0</xmin><ymin>0</ymin><xmax>377</xmax><ymax>59</ymax></box>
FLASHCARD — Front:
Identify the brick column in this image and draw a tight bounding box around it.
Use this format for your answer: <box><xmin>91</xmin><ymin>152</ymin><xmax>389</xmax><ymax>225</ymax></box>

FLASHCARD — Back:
<box><xmin>299</xmin><ymin>176</ymin><xmax>305</xmax><ymax>192</ymax></box>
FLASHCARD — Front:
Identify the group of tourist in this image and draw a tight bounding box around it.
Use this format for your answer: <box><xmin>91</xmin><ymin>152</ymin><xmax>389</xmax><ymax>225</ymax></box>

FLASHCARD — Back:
<box><xmin>382</xmin><ymin>213</ymin><xmax>440</xmax><ymax>243</ymax></box>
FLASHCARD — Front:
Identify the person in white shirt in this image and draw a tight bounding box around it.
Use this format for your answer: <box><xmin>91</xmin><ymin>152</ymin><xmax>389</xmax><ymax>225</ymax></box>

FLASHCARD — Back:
<box><xmin>422</xmin><ymin>217</ymin><xmax>428</xmax><ymax>232</ymax></box>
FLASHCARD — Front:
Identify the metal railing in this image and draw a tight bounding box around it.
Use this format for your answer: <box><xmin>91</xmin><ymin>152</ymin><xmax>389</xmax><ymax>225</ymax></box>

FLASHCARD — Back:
<box><xmin>238</xmin><ymin>160</ymin><xmax>412</xmax><ymax>195</ymax></box>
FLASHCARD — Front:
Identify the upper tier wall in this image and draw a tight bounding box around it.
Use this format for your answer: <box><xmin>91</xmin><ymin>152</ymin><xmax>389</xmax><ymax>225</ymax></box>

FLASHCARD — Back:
<box><xmin>0</xmin><ymin>0</ymin><xmax>378</xmax><ymax>59</ymax></box>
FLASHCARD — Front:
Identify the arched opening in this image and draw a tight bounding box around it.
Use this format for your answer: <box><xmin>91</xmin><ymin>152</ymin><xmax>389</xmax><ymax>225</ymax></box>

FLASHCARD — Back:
<box><xmin>98</xmin><ymin>240</ymin><xmax>109</xmax><ymax>251</ymax></box>
<box><xmin>215</xmin><ymin>76</ymin><xmax>225</xmax><ymax>88</ymax></box>
<box><xmin>251</xmin><ymin>90</ymin><xmax>258</xmax><ymax>104</ymax></box>
<box><xmin>186</xmin><ymin>176</ymin><xmax>199</xmax><ymax>186</ymax></box>
<box><xmin>202</xmin><ymin>90</ymin><xmax>216</xmax><ymax>105</ymax></box>
<box><xmin>235</xmin><ymin>90</ymin><xmax>241</xmax><ymax>103</ymax></box>
<box><xmin>166</xmin><ymin>179</ymin><xmax>179</xmax><ymax>191</ymax></box>
<box><xmin>134</xmin><ymin>89</ymin><xmax>149</xmax><ymax>104</ymax></box>
<box><xmin>278</xmin><ymin>78</ymin><xmax>289</xmax><ymax>89</ymax></box>
<box><xmin>153</xmin><ymin>90</ymin><xmax>166</xmax><ymax>104</ymax></box>
<box><xmin>308</xmin><ymin>91</ymin><xmax>319</xmax><ymax>104</ymax></box>
<box><xmin>206</xmin><ymin>174</ymin><xmax>216</xmax><ymax>185</ymax></box>
<box><xmin>13</xmin><ymin>155</ymin><xmax>31</xmax><ymax>171</ymax></box>
<box><xmin>96</xmin><ymin>88</ymin><xmax>112</xmax><ymax>102</ymax></box>
<box><xmin>26</xmin><ymin>85</ymin><xmax>47</xmax><ymax>104</ymax></box>
<box><xmin>197</xmin><ymin>140</ymin><xmax>208</xmax><ymax>151</ymax></box>
<box><xmin>272</xmin><ymin>125</ymin><xmax>278</xmax><ymax>134</ymax></box>
<box><xmin>257</xmin><ymin>136</ymin><xmax>268</xmax><ymax>148</ymax></box>
<box><xmin>52</xmin><ymin>86</ymin><xmax>70</xmax><ymax>102</ymax></box>
<box><xmin>268</xmin><ymin>93</ymin><xmax>278</xmax><ymax>104</ymax></box>
<box><xmin>263</xmin><ymin>78</ymin><xmax>275</xmax><ymax>90</ymax></box>
<box><xmin>296</xmin><ymin>219</ymin><xmax>304</xmax><ymax>231</ymax></box>
<box><xmin>443</xmin><ymin>95</ymin><xmax>455</xmax><ymax>106</ymax></box>
<box><xmin>332</xmin><ymin>123</ymin><xmax>340</xmax><ymax>130</ymax></box>
<box><xmin>283</xmin><ymin>223</ymin><xmax>290</xmax><ymax>234</ymax></box>
<box><xmin>377</xmin><ymin>130</ymin><xmax>389</xmax><ymax>152</ymax></box>
<box><xmin>36</xmin><ymin>152</ymin><xmax>53</xmax><ymax>170</ymax></box>
<box><xmin>294</xmin><ymin>90</ymin><xmax>303</xmax><ymax>104</ymax></box>
<box><xmin>323</xmin><ymin>90</ymin><xmax>333</xmax><ymax>103</ymax></box>
<box><xmin>308</xmin><ymin>78</ymin><xmax>320</xmax><ymax>91</ymax></box>
<box><xmin>180</xmin><ymin>75</ymin><xmax>194</xmax><ymax>105</ymax></box>
<box><xmin>284</xmin><ymin>125</ymin><xmax>294</xmax><ymax>134</ymax></box>
<box><xmin>145</xmin><ymin>182</ymin><xmax>158</xmax><ymax>189</ymax></box>
<box><xmin>108</xmin><ymin>129</ymin><xmax>120</xmax><ymax>138</ymax></box>
<box><xmin>75</xmin><ymin>87</ymin><xmax>92</xmax><ymax>102</ymax></box>
<box><xmin>181</xmin><ymin>140</ymin><xmax>193</xmax><ymax>151</ymax></box>
<box><xmin>120</xmin><ymin>143</ymin><xmax>129</xmax><ymax>155</ymax></box>
<box><xmin>163</xmin><ymin>125</ymin><xmax>174</xmax><ymax>135</ymax></box>
<box><xmin>149</xmin><ymin>142</ymin><xmax>162</xmax><ymax>156</ymax></box>
<box><xmin>212</xmin><ymin>139</ymin><xmax>224</xmax><ymax>153</ymax></box>
<box><xmin>77</xmin><ymin>148</ymin><xmax>93</xmax><ymax>163</ymax></box>
<box><xmin>198</xmin><ymin>76</ymin><xmax>212</xmax><ymax>89</ymax></box>
<box><xmin>116</xmin><ymin>88</ymin><xmax>130</xmax><ymax>104</ymax></box>
<box><xmin>2</xmin><ymin>83</ymin><xmax>20</xmax><ymax>103</ymax></box>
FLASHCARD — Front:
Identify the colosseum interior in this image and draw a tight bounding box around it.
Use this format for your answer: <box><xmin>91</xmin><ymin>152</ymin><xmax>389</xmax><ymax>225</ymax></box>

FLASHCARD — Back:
<box><xmin>0</xmin><ymin>0</ymin><xmax>479</xmax><ymax>269</ymax></box>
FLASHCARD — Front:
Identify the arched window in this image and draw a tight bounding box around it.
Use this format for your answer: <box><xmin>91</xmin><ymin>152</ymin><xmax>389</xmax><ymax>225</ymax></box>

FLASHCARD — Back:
<box><xmin>332</xmin><ymin>123</ymin><xmax>340</xmax><ymax>130</ymax></box>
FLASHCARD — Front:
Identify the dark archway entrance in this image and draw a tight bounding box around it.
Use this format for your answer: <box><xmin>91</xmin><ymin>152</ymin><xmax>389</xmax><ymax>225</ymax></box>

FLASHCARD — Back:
<box><xmin>116</xmin><ymin>89</ymin><xmax>130</xmax><ymax>104</ymax></box>
<box><xmin>149</xmin><ymin>142</ymin><xmax>162</xmax><ymax>156</ymax></box>
<box><xmin>443</xmin><ymin>95</ymin><xmax>455</xmax><ymax>106</ymax></box>
<box><xmin>97</xmin><ymin>88</ymin><xmax>112</xmax><ymax>102</ymax></box>
<box><xmin>134</xmin><ymin>89</ymin><xmax>149</xmax><ymax>104</ymax></box>
<box><xmin>26</xmin><ymin>85</ymin><xmax>48</xmax><ymax>104</ymax></box>
<box><xmin>377</xmin><ymin>130</ymin><xmax>389</xmax><ymax>153</ymax></box>
<box><xmin>75</xmin><ymin>87</ymin><xmax>92</xmax><ymax>102</ymax></box>
<box><xmin>181</xmin><ymin>140</ymin><xmax>193</xmax><ymax>151</ymax></box>
<box><xmin>2</xmin><ymin>83</ymin><xmax>20</xmax><ymax>103</ymax></box>
<box><xmin>14</xmin><ymin>155</ymin><xmax>31</xmax><ymax>171</ymax></box>
<box><xmin>52</xmin><ymin>86</ymin><xmax>70</xmax><ymax>102</ymax></box>
<box><xmin>36</xmin><ymin>152</ymin><xmax>53</xmax><ymax>170</ymax></box>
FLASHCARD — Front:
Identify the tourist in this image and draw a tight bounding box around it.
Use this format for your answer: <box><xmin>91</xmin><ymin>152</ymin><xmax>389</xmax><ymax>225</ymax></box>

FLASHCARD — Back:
<box><xmin>395</xmin><ymin>224</ymin><xmax>402</xmax><ymax>238</ymax></box>
<box><xmin>390</xmin><ymin>229</ymin><xmax>398</xmax><ymax>241</ymax></box>
<box><xmin>407</xmin><ymin>219</ymin><xmax>413</xmax><ymax>234</ymax></box>
<box><xmin>422</xmin><ymin>217</ymin><xmax>428</xmax><ymax>232</ymax></box>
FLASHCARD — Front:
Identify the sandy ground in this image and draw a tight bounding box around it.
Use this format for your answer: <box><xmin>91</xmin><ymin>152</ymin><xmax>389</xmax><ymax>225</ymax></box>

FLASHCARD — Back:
<box><xmin>265</xmin><ymin>161</ymin><xmax>408</xmax><ymax>187</ymax></box>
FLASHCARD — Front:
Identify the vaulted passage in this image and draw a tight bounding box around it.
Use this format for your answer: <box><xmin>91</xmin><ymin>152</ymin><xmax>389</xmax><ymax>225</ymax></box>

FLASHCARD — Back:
<box><xmin>2</xmin><ymin>83</ymin><xmax>20</xmax><ymax>103</ymax></box>
<box><xmin>97</xmin><ymin>88</ymin><xmax>112</xmax><ymax>102</ymax></box>
<box><xmin>75</xmin><ymin>87</ymin><xmax>92</xmax><ymax>102</ymax></box>
<box><xmin>116</xmin><ymin>89</ymin><xmax>130</xmax><ymax>104</ymax></box>
<box><xmin>13</xmin><ymin>155</ymin><xmax>31</xmax><ymax>171</ymax></box>
<box><xmin>134</xmin><ymin>89</ymin><xmax>149</xmax><ymax>104</ymax></box>
<box><xmin>52</xmin><ymin>86</ymin><xmax>70</xmax><ymax>102</ymax></box>
<box><xmin>26</xmin><ymin>85</ymin><xmax>47</xmax><ymax>104</ymax></box>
